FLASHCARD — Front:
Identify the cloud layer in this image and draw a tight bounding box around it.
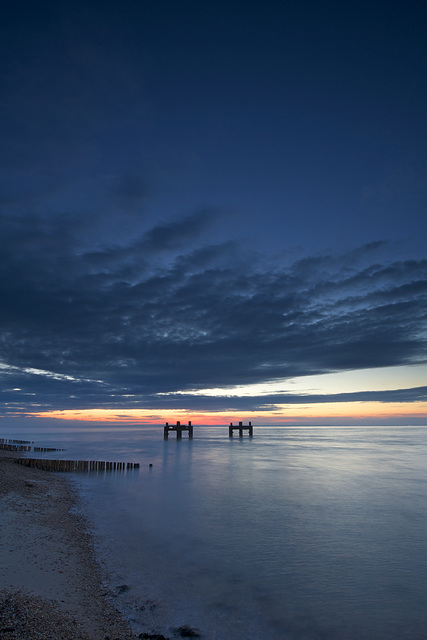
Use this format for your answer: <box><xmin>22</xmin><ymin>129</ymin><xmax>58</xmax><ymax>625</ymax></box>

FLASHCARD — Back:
<box><xmin>1</xmin><ymin>210</ymin><xmax>426</xmax><ymax>415</ymax></box>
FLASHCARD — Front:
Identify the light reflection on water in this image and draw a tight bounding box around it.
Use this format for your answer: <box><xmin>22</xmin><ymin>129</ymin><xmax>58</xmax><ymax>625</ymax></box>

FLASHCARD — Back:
<box><xmin>5</xmin><ymin>425</ymin><xmax>427</xmax><ymax>639</ymax></box>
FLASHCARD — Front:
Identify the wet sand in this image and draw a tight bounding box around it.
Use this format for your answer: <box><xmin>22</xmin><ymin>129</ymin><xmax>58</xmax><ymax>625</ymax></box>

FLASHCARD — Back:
<box><xmin>0</xmin><ymin>449</ymin><xmax>141</xmax><ymax>640</ymax></box>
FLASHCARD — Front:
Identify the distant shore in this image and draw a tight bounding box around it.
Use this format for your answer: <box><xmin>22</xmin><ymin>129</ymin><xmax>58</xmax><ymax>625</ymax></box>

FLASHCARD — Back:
<box><xmin>0</xmin><ymin>449</ymin><xmax>140</xmax><ymax>640</ymax></box>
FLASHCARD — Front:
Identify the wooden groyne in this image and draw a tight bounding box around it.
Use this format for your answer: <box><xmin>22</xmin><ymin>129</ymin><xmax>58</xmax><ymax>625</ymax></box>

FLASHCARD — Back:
<box><xmin>0</xmin><ymin>443</ymin><xmax>32</xmax><ymax>452</ymax></box>
<box><xmin>0</xmin><ymin>438</ymin><xmax>33</xmax><ymax>445</ymax></box>
<box><xmin>14</xmin><ymin>458</ymin><xmax>140</xmax><ymax>473</ymax></box>
<box><xmin>164</xmin><ymin>421</ymin><xmax>193</xmax><ymax>440</ymax></box>
<box><xmin>161</xmin><ymin>420</ymin><xmax>255</xmax><ymax>438</ymax></box>
<box><xmin>0</xmin><ymin>443</ymin><xmax>64</xmax><ymax>453</ymax></box>
<box><xmin>229</xmin><ymin>421</ymin><xmax>253</xmax><ymax>437</ymax></box>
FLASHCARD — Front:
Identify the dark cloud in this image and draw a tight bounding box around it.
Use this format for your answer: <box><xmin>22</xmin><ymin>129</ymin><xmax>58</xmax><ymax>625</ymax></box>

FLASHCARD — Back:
<box><xmin>138</xmin><ymin>208</ymin><xmax>219</xmax><ymax>254</ymax></box>
<box><xmin>111</xmin><ymin>173</ymin><xmax>150</xmax><ymax>213</ymax></box>
<box><xmin>0</xmin><ymin>209</ymin><xmax>426</xmax><ymax>415</ymax></box>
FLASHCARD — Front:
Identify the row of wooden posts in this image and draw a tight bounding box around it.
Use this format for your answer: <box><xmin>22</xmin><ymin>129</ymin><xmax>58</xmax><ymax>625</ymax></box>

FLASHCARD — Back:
<box><xmin>0</xmin><ymin>443</ymin><xmax>32</xmax><ymax>452</ymax></box>
<box><xmin>14</xmin><ymin>458</ymin><xmax>140</xmax><ymax>472</ymax></box>
<box><xmin>0</xmin><ymin>443</ymin><xmax>64</xmax><ymax>453</ymax></box>
<box><xmin>164</xmin><ymin>421</ymin><xmax>254</xmax><ymax>439</ymax></box>
<box><xmin>2</xmin><ymin>438</ymin><xmax>140</xmax><ymax>474</ymax></box>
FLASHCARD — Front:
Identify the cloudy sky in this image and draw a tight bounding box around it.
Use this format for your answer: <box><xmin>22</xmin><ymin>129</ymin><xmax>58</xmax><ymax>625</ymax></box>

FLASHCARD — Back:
<box><xmin>1</xmin><ymin>0</ymin><xmax>426</xmax><ymax>427</ymax></box>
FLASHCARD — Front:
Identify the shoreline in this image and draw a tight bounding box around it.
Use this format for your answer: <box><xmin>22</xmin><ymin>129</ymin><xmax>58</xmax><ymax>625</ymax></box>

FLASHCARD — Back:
<box><xmin>0</xmin><ymin>449</ymin><xmax>142</xmax><ymax>640</ymax></box>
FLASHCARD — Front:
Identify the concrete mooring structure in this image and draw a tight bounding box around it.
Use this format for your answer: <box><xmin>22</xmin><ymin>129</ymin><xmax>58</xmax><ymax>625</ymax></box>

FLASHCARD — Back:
<box><xmin>164</xmin><ymin>421</ymin><xmax>193</xmax><ymax>440</ymax></box>
<box><xmin>229</xmin><ymin>421</ymin><xmax>253</xmax><ymax>437</ymax></box>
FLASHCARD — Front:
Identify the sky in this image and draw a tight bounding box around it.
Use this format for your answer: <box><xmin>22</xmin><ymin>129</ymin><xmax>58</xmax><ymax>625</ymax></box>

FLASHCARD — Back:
<box><xmin>1</xmin><ymin>0</ymin><xmax>427</xmax><ymax>427</ymax></box>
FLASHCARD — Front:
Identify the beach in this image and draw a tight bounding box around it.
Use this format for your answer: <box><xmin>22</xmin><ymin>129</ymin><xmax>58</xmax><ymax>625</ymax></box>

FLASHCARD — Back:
<box><xmin>0</xmin><ymin>449</ymin><xmax>141</xmax><ymax>640</ymax></box>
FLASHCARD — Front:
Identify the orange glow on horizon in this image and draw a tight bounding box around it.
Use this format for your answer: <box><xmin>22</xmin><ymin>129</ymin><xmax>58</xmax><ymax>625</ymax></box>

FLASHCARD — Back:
<box><xmin>28</xmin><ymin>400</ymin><xmax>427</xmax><ymax>425</ymax></box>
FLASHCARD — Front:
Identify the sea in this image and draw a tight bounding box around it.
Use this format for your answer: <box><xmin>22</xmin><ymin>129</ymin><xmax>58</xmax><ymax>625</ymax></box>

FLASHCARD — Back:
<box><xmin>4</xmin><ymin>424</ymin><xmax>427</xmax><ymax>640</ymax></box>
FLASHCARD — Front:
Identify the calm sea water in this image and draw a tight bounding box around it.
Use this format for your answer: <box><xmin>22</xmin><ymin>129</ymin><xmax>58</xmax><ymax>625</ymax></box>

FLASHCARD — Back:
<box><xmin>5</xmin><ymin>425</ymin><xmax>427</xmax><ymax>639</ymax></box>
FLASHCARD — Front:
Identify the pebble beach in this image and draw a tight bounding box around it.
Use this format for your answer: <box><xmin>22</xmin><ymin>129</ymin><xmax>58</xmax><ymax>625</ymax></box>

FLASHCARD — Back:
<box><xmin>0</xmin><ymin>449</ymin><xmax>141</xmax><ymax>640</ymax></box>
